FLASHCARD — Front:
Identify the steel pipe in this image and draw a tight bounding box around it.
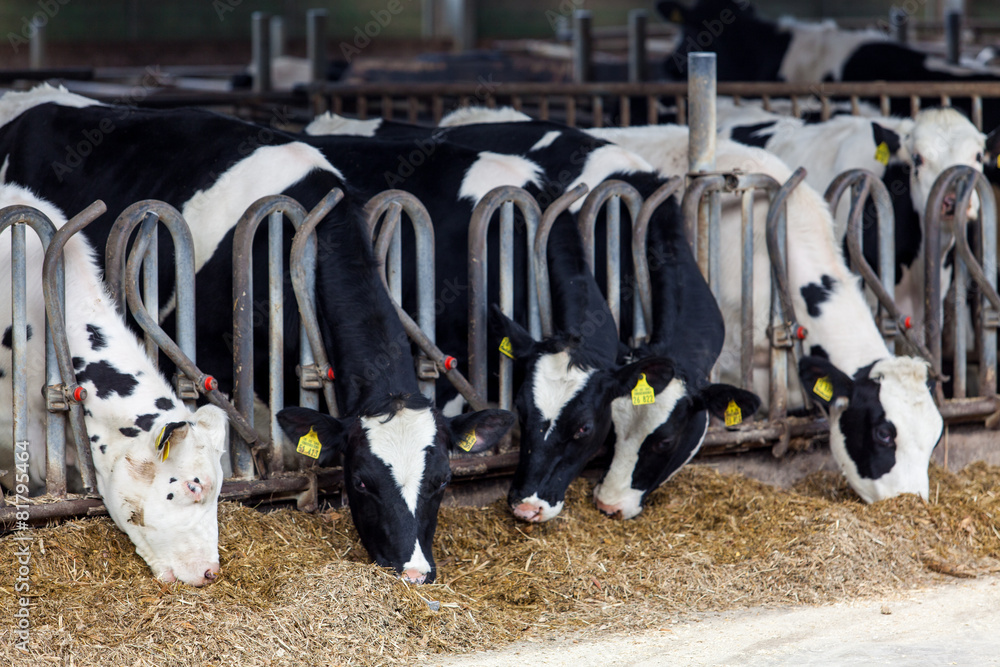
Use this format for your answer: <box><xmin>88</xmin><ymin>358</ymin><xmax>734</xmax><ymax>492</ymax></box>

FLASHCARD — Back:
<box><xmin>535</xmin><ymin>184</ymin><xmax>589</xmax><ymax>339</ymax></box>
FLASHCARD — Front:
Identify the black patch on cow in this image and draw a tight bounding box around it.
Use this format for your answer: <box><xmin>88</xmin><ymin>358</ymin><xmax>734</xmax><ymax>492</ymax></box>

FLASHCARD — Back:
<box><xmin>837</xmin><ymin>362</ymin><xmax>898</xmax><ymax>480</ymax></box>
<box><xmin>730</xmin><ymin>121</ymin><xmax>776</xmax><ymax>148</ymax></box>
<box><xmin>83</xmin><ymin>408</ymin><xmax>93</xmax><ymax>417</ymax></box>
<box><xmin>155</xmin><ymin>397</ymin><xmax>175</xmax><ymax>411</ymax></box>
<box><xmin>72</xmin><ymin>356</ymin><xmax>85</xmax><ymax>371</ymax></box>
<box><xmin>119</xmin><ymin>427</ymin><xmax>140</xmax><ymax>437</ymax></box>
<box><xmin>809</xmin><ymin>345</ymin><xmax>829</xmax><ymax>359</ymax></box>
<box><xmin>86</xmin><ymin>324</ymin><xmax>108</xmax><ymax>351</ymax></box>
<box><xmin>166</xmin><ymin>493</ymin><xmax>174</xmax><ymax>500</ymax></box>
<box><xmin>99</xmin><ymin>444</ymin><xmax>107</xmax><ymax>454</ymax></box>
<box><xmin>800</xmin><ymin>275</ymin><xmax>837</xmax><ymax>317</ymax></box>
<box><xmin>90</xmin><ymin>434</ymin><xmax>99</xmax><ymax>442</ymax></box>
<box><xmin>169</xmin><ymin>477</ymin><xmax>177</xmax><ymax>483</ymax></box>
<box><xmin>2</xmin><ymin>324</ymin><xmax>32</xmax><ymax>348</ymax></box>
<box><xmin>76</xmin><ymin>360</ymin><xmax>138</xmax><ymax>399</ymax></box>
<box><xmin>134</xmin><ymin>413</ymin><xmax>159</xmax><ymax>432</ymax></box>
<box><xmin>871</xmin><ymin>122</ymin><xmax>901</xmax><ymax>156</ymax></box>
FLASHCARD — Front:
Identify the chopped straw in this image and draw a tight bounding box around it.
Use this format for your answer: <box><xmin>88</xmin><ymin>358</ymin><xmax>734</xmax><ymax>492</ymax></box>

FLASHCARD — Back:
<box><xmin>3</xmin><ymin>462</ymin><xmax>1000</xmax><ymax>665</ymax></box>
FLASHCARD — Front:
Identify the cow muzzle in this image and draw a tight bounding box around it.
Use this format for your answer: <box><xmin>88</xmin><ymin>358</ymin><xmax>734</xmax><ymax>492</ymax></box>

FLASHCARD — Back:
<box><xmin>401</xmin><ymin>568</ymin><xmax>427</xmax><ymax>584</ymax></box>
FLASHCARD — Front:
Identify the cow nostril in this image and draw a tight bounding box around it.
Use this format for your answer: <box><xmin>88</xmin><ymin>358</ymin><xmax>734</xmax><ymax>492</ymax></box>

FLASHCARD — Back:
<box><xmin>204</xmin><ymin>569</ymin><xmax>217</xmax><ymax>581</ymax></box>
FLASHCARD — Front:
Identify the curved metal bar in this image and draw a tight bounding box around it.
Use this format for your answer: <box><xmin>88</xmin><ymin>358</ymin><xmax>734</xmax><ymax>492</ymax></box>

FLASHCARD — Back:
<box><xmin>288</xmin><ymin>191</ymin><xmax>345</xmax><ymax>416</ymax></box>
<box><xmin>41</xmin><ymin>201</ymin><xmax>108</xmax><ymax>495</ymax></box>
<box><xmin>765</xmin><ymin>168</ymin><xmax>807</xmax><ymax>341</ymax></box>
<box><xmin>0</xmin><ymin>206</ymin><xmax>69</xmax><ymax>498</ymax></box>
<box><xmin>122</xmin><ymin>221</ymin><xmax>261</xmax><ymax>446</ymax></box>
<box><xmin>534</xmin><ymin>184</ymin><xmax>589</xmax><ymax>338</ymax></box>
<box><xmin>681</xmin><ymin>173</ymin><xmax>726</xmax><ymax>275</ymax></box>
<box><xmin>106</xmin><ymin>201</ymin><xmax>200</xmax><ymax>404</ymax></box>
<box><xmin>362</xmin><ymin>193</ymin><xmax>487</xmax><ymax>412</ymax></box>
<box><xmin>576</xmin><ymin>180</ymin><xmax>644</xmax><ymax>334</ymax></box>
<box><xmin>467</xmin><ymin>186</ymin><xmax>542</xmax><ymax>403</ymax></box>
<box><xmin>365</xmin><ymin>190</ymin><xmax>439</xmax><ymax>400</ymax></box>
<box><xmin>631</xmin><ymin>178</ymin><xmax>685</xmax><ymax>341</ymax></box>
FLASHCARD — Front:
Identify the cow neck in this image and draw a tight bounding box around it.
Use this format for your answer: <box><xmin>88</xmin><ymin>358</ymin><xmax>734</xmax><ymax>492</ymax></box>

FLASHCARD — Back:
<box><xmin>312</xmin><ymin>206</ymin><xmax>421</xmax><ymax>416</ymax></box>
<box><xmin>785</xmin><ymin>188</ymin><xmax>891</xmax><ymax>376</ymax></box>
<box><xmin>545</xmin><ymin>211</ymin><xmax>618</xmax><ymax>370</ymax></box>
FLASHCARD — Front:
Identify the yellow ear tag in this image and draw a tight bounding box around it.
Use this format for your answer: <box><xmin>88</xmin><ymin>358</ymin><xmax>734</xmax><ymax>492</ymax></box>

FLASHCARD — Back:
<box><xmin>813</xmin><ymin>376</ymin><xmax>834</xmax><ymax>402</ymax></box>
<box><xmin>499</xmin><ymin>336</ymin><xmax>515</xmax><ymax>360</ymax></box>
<box><xmin>155</xmin><ymin>426</ymin><xmax>170</xmax><ymax>462</ymax></box>
<box><xmin>296</xmin><ymin>426</ymin><xmax>322</xmax><ymax>459</ymax></box>
<box><xmin>724</xmin><ymin>400</ymin><xmax>743</xmax><ymax>427</ymax></box>
<box><xmin>874</xmin><ymin>141</ymin><xmax>890</xmax><ymax>165</ymax></box>
<box><xmin>458</xmin><ymin>427</ymin><xmax>477</xmax><ymax>452</ymax></box>
<box><xmin>631</xmin><ymin>373</ymin><xmax>656</xmax><ymax>406</ymax></box>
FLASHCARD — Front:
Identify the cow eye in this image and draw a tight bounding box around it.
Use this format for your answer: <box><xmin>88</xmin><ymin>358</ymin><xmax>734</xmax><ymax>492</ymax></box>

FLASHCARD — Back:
<box><xmin>574</xmin><ymin>422</ymin><xmax>594</xmax><ymax>439</ymax></box>
<box><xmin>353</xmin><ymin>477</ymin><xmax>368</xmax><ymax>492</ymax></box>
<box><xmin>873</xmin><ymin>423</ymin><xmax>895</xmax><ymax>446</ymax></box>
<box><xmin>912</xmin><ymin>153</ymin><xmax>923</xmax><ymax>168</ymax></box>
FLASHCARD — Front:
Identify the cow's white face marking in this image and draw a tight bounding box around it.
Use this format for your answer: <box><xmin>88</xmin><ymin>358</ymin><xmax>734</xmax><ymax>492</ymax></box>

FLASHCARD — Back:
<box><xmin>458</xmin><ymin>152</ymin><xmax>543</xmax><ymax>205</ymax></box>
<box><xmin>0</xmin><ymin>83</ymin><xmax>103</xmax><ymax>128</ymax></box>
<box><xmin>531</xmin><ymin>351</ymin><xmax>595</xmax><ymax>439</ymax></box>
<box><xmin>829</xmin><ymin>357</ymin><xmax>941</xmax><ymax>503</ymax></box>
<box><xmin>596</xmin><ymin>378</ymin><xmax>689</xmax><ymax>518</ymax></box>
<box><xmin>529</xmin><ymin>130</ymin><xmax>561</xmax><ymax>152</ymax></box>
<box><xmin>908</xmin><ymin>107</ymin><xmax>985</xmax><ymax>221</ymax></box>
<box><xmin>513</xmin><ymin>492</ymin><xmax>564</xmax><ymax>522</ymax></box>
<box><xmin>305</xmin><ymin>112</ymin><xmax>383</xmax><ymax>136</ymax></box>
<box><xmin>182</xmin><ymin>142</ymin><xmax>342</xmax><ymax>272</ymax></box>
<box><xmin>402</xmin><ymin>538</ymin><xmax>432</xmax><ymax>576</ymax></box>
<box><xmin>361</xmin><ymin>407</ymin><xmax>437</xmax><ymax>514</ymax></box>
<box><xmin>565</xmin><ymin>144</ymin><xmax>654</xmax><ymax>212</ymax></box>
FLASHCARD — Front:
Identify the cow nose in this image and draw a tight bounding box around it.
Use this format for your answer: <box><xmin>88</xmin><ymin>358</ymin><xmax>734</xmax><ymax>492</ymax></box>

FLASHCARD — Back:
<box><xmin>205</xmin><ymin>563</ymin><xmax>220</xmax><ymax>581</ymax></box>
<box><xmin>594</xmin><ymin>497</ymin><xmax>623</xmax><ymax>518</ymax></box>
<box><xmin>401</xmin><ymin>568</ymin><xmax>427</xmax><ymax>584</ymax></box>
<box><xmin>512</xmin><ymin>502</ymin><xmax>544</xmax><ymax>522</ymax></box>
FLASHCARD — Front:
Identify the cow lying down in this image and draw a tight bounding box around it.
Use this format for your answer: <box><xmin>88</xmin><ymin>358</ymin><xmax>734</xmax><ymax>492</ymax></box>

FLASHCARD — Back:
<box><xmin>589</xmin><ymin>125</ymin><xmax>944</xmax><ymax>504</ymax></box>
<box><xmin>0</xmin><ymin>183</ymin><xmax>228</xmax><ymax>586</ymax></box>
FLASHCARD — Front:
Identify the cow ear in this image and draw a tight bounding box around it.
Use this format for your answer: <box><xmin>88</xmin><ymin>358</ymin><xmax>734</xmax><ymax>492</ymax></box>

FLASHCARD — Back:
<box><xmin>871</xmin><ymin>122</ymin><xmax>902</xmax><ymax>156</ymax></box>
<box><xmin>656</xmin><ymin>1</ymin><xmax>686</xmax><ymax>23</ymax></box>
<box><xmin>489</xmin><ymin>303</ymin><xmax>536</xmax><ymax>361</ymax></box>
<box><xmin>449</xmin><ymin>409</ymin><xmax>516</xmax><ymax>454</ymax></box>
<box><xmin>612</xmin><ymin>356</ymin><xmax>675</xmax><ymax>397</ymax></box>
<box><xmin>798</xmin><ymin>356</ymin><xmax>854</xmax><ymax>410</ymax></box>
<box><xmin>193</xmin><ymin>404</ymin><xmax>228</xmax><ymax>453</ymax></box>
<box><xmin>694</xmin><ymin>384</ymin><xmax>761</xmax><ymax>421</ymax></box>
<box><xmin>277</xmin><ymin>407</ymin><xmax>348</xmax><ymax>465</ymax></box>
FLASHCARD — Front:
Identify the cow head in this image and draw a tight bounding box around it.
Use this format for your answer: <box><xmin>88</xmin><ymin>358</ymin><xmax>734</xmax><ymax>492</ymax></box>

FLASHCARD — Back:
<box><xmin>493</xmin><ymin>308</ymin><xmax>675</xmax><ymax>522</ymax></box>
<box><xmin>91</xmin><ymin>404</ymin><xmax>228</xmax><ymax>586</ymax></box>
<box><xmin>905</xmin><ymin>108</ymin><xmax>985</xmax><ymax>220</ymax></box>
<box><xmin>799</xmin><ymin>355</ymin><xmax>942</xmax><ymax>502</ymax></box>
<box><xmin>594</xmin><ymin>364</ymin><xmax>761</xmax><ymax>519</ymax></box>
<box><xmin>277</xmin><ymin>399</ymin><xmax>513</xmax><ymax>583</ymax></box>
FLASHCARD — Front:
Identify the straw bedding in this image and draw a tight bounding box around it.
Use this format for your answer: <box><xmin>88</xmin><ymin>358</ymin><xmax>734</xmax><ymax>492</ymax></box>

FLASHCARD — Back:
<box><xmin>3</xmin><ymin>462</ymin><xmax>999</xmax><ymax>665</ymax></box>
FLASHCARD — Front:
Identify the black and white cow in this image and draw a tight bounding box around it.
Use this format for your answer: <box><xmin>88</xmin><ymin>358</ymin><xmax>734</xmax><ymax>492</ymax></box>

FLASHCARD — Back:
<box><xmin>719</xmin><ymin>106</ymin><xmax>985</xmax><ymax>338</ymax></box>
<box><xmin>306</xmin><ymin>110</ymin><xmax>760</xmax><ymax>520</ymax></box>
<box><xmin>590</xmin><ymin>125</ymin><xmax>944</xmax><ymax>504</ymax></box>
<box><xmin>0</xmin><ymin>84</ymin><xmax>513</xmax><ymax>583</ymax></box>
<box><xmin>0</xmin><ymin>183</ymin><xmax>228</xmax><ymax>586</ymax></box>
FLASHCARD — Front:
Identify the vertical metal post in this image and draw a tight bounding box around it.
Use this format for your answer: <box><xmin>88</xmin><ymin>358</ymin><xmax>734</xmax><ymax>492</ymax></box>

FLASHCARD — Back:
<box><xmin>387</xmin><ymin>205</ymin><xmax>402</xmax><ymax>303</ymax></box>
<box><xmin>606</xmin><ymin>196</ymin><xmax>622</xmax><ymax>329</ymax></box>
<box><xmin>740</xmin><ymin>190</ymin><xmax>755</xmax><ymax>392</ymax></box>
<box><xmin>889</xmin><ymin>7</ymin><xmax>908</xmax><ymax>43</ymax></box>
<box><xmin>307</xmin><ymin>9</ymin><xmax>327</xmax><ymax>85</ymax></box>
<box><xmin>946</xmin><ymin>11</ymin><xmax>961</xmax><ymax>66</ymax></box>
<box><xmin>628</xmin><ymin>9</ymin><xmax>647</xmax><ymax>83</ymax></box>
<box><xmin>252</xmin><ymin>11</ymin><xmax>272</xmax><ymax>93</ymax></box>
<box><xmin>573</xmin><ymin>10</ymin><xmax>593</xmax><ymax>83</ymax></box>
<box><xmin>140</xmin><ymin>216</ymin><xmax>158</xmax><ymax>366</ymax></box>
<box><xmin>270</xmin><ymin>15</ymin><xmax>285</xmax><ymax>59</ymax></box>
<box><xmin>954</xmin><ymin>251</ymin><xmax>968</xmax><ymax>398</ymax></box>
<box><xmin>422</xmin><ymin>0</ymin><xmax>436</xmax><ymax>39</ymax></box>
<box><xmin>499</xmin><ymin>202</ymin><xmax>514</xmax><ymax>412</ymax></box>
<box><xmin>452</xmin><ymin>0</ymin><xmax>476</xmax><ymax>52</ymax></box>
<box><xmin>29</xmin><ymin>19</ymin><xmax>45</xmax><ymax>70</ymax></box>
<box><xmin>267</xmin><ymin>210</ymin><xmax>285</xmax><ymax>473</ymax></box>
<box><xmin>11</xmin><ymin>223</ymin><xmax>33</xmax><ymax>493</ymax></box>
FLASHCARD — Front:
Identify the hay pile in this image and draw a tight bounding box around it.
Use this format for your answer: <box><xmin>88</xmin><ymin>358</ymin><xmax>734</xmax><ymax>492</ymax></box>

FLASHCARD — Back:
<box><xmin>3</xmin><ymin>462</ymin><xmax>1000</xmax><ymax>665</ymax></box>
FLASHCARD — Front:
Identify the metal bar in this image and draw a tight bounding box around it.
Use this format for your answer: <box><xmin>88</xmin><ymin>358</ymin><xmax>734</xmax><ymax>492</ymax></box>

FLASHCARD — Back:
<box><xmin>268</xmin><ymin>209</ymin><xmax>285</xmax><ymax>474</ymax></box>
<box><xmin>890</xmin><ymin>7</ymin><xmax>909</xmax><ymax>43</ymax></box>
<box><xmin>270</xmin><ymin>15</ymin><xmax>285</xmax><ymax>60</ymax></box>
<box><xmin>630</xmin><ymin>178</ymin><xmax>685</xmax><ymax>345</ymax></box>
<box><xmin>251</xmin><ymin>12</ymin><xmax>272</xmax><ymax>93</ymax></box>
<box><xmin>289</xmin><ymin>190</ymin><xmax>348</xmax><ymax>416</ymax></box>
<box><xmin>955</xmin><ymin>245</ymin><xmax>968</xmax><ymax>398</ymax></box>
<box><xmin>306</xmin><ymin>9</ymin><xmax>328</xmax><ymax>85</ymax></box>
<box><xmin>573</xmin><ymin>10</ymin><xmax>593</xmax><ymax>83</ymax></box>
<box><xmin>140</xmin><ymin>214</ymin><xmax>158</xmax><ymax>365</ymax></box>
<box><xmin>741</xmin><ymin>189</ymin><xmax>755</xmax><ymax>392</ymax></box>
<box><xmin>468</xmin><ymin>187</ymin><xmax>541</xmax><ymax>402</ymax></box>
<box><xmin>535</xmin><ymin>185</ymin><xmax>589</xmax><ymax>338</ymax></box>
<box><xmin>681</xmin><ymin>174</ymin><xmax>726</xmax><ymax>277</ymax></box>
<box><xmin>946</xmin><ymin>11</ymin><xmax>961</xmax><ymax>65</ymax></box>
<box><xmin>29</xmin><ymin>19</ymin><xmax>45</xmax><ymax>70</ymax></box>
<box><xmin>499</xmin><ymin>201</ymin><xmax>514</xmax><ymax>411</ymax></box>
<box><xmin>12</xmin><ymin>221</ymin><xmax>32</xmax><ymax>494</ymax></box>
<box><xmin>687</xmin><ymin>53</ymin><xmax>717</xmax><ymax>174</ymax></box>
<box><xmin>42</xmin><ymin>201</ymin><xmax>109</xmax><ymax>495</ymax></box>
<box><xmin>576</xmin><ymin>181</ymin><xmax>644</xmax><ymax>336</ymax></box>
<box><xmin>387</xmin><ymin>203</ymin><xmax>403</xmax><ymax>303</ymax></box>
<box><xmin>421</xmin><ymin>0</ymin><xmax>435</xmax><ymax>39</ymax></box>
<box><xmin>628</xmin><ymin>9</ymin><xmax>648</xmax><ymax>83</ymax></box>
